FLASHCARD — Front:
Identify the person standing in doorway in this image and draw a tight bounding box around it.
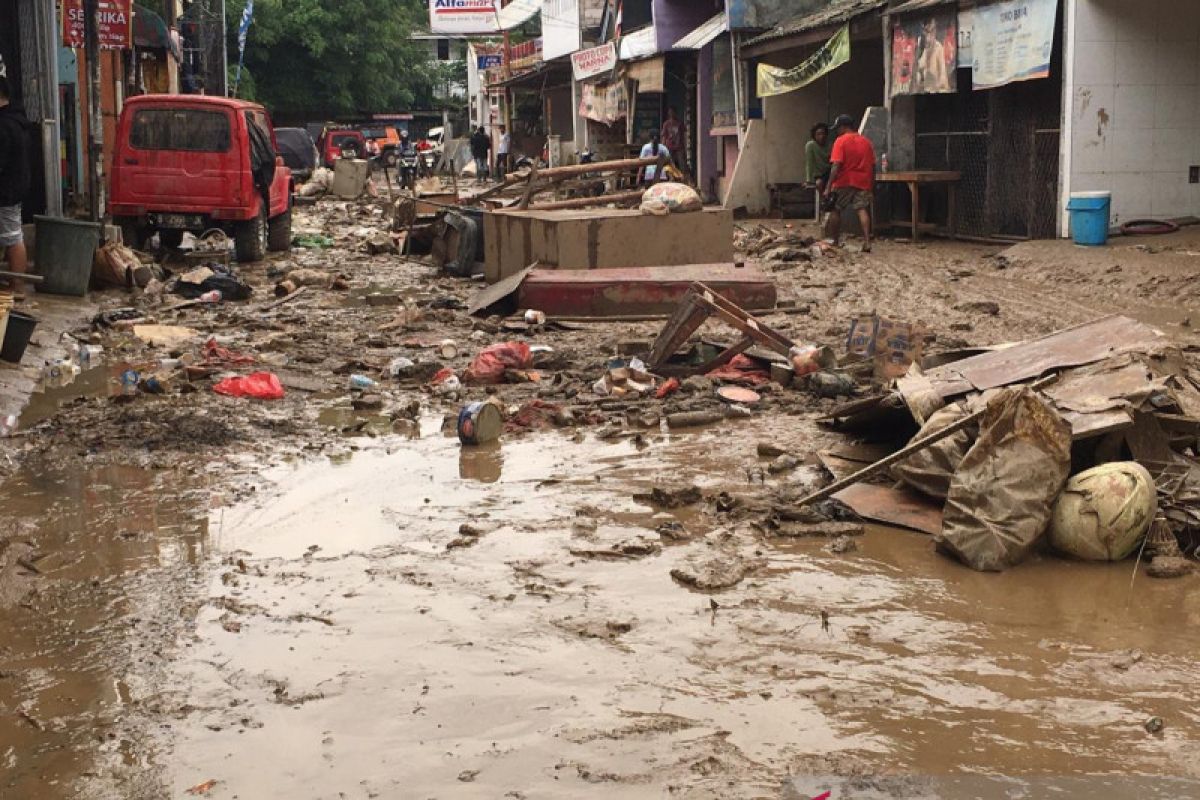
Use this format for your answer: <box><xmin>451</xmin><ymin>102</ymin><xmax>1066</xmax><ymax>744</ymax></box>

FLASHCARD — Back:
<box><xmin>638</xmin><ymin>130</ymin><xmax>671</xmax><ymax>185</ymax></box>
<box><xmin>660</xmin><ymin>107</ymin><xmax>685</xmax><ymax>176</ymax></box>
<box><xmin>805</xmin><ymin>122</ymin><xmax>832</xmax><ymax>193</ymax></box>
<box><xmin>497</xmin><ymin>125</ymin><xmax>512</xmax><ymax>181</ymax></box>
<box><xmin>823</xmin><ymin>114</ymin><xmax>876</xmax><ymax>252</ymax></box>
<box><xmin>0</xmin><ymin>76</ymin><xmax>32</xmax><ymax>299</ymax></box>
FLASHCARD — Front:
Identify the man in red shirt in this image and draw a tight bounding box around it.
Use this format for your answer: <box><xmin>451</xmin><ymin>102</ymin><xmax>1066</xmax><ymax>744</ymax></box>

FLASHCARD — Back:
<box><xmin>823</xmin><ymin>114</ymin><xmax>876</xmax><ymax>252</ymax></box>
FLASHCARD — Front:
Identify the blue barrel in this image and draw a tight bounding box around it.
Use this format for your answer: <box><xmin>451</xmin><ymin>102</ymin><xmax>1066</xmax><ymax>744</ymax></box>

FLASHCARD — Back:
<box><xmin>1066</xmin><ymin>191</ymin><xmax>1112</xmax><ymax>246</ymax></box>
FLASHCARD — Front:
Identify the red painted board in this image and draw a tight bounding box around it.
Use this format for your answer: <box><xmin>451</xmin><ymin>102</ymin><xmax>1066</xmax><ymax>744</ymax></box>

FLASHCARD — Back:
<box><xmin>517</xmin><ymin>264</ymin><xmax>777</xmax><ymax>318</ymax></box>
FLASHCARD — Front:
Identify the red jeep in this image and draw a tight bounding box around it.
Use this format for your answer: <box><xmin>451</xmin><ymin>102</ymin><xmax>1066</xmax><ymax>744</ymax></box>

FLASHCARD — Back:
<box><xmin>110</xmin><ymin>95</ymin><xmax>293</xmax><ymax>262</ymax></box>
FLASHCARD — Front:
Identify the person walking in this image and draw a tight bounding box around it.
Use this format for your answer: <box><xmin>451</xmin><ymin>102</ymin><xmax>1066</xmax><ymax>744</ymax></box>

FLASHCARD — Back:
<box><xmin>469</xmin><ymin>126</ymin><xmax>491</xmax><ymax>183</ymax></box>
<box><xmin>0</xmin><ymin>76</ymin><xmax>32</xmax><ymax>299</ymax></box>
<box><xmin>497</xmin><ymin>125</ymin><xmax>511</xmax><ymax>181</ymax></box>
<box><xmin>822</xmin><ymin>114</ymin><xmax>876</xmax><ymax>252</ymax></box>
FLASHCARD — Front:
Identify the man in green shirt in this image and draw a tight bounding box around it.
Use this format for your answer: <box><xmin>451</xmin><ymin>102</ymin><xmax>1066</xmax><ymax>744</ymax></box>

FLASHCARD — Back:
<box><xmin>805</xmin><ymin>122</ymin><xmax>832</xmax><ymax>192</ymax></box>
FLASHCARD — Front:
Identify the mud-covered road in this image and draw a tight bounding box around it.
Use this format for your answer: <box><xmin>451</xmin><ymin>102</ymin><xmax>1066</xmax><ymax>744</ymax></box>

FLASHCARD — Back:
<box><xmin>3</xmin><ymin>203</ymin><xmax>1200</xmax><ymax>799</ymax></box>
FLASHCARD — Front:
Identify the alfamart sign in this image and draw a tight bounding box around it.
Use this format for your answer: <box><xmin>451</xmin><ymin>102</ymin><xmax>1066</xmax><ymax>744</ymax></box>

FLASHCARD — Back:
<box><xmin>429</xmin><ymin>0</ymin><xmax>500</xmax><ymax>35</ymax></box>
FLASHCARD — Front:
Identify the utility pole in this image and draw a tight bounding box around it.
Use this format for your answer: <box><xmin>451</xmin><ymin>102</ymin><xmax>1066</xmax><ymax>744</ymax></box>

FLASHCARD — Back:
<box><xmin>84</xmin><ymin>0</ymin><xmax>105</xmax><ymax>222</ymax></box>
<box><xmin>219</xmin><ymin>0</ymin><xmax>229</xmax><ymax>96</ymax></box>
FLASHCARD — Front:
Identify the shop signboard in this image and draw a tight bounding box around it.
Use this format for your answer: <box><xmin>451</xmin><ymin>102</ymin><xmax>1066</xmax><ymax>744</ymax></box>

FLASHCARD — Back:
<box><xmin>63</xmin><ymin>0</ymin><xmax>133</xmax><ymax>50</ymax></box>
<box><xmin>429</xmin><ymin>0</ymin><xmax>499</xmax><ymax>35</ymax></box>
<box><xmin>571</xmin><ymin>42</ymin><xmax>617</xmax><ymax>81</ymax></box>
<box><xmin>972</xmin><ymin>0</ymin><xmax>1057</xmax><ymax>90</ymax></box>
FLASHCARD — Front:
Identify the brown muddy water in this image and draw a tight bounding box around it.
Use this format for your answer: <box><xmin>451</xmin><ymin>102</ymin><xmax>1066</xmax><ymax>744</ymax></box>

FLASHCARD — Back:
<box><xmin>2</xmin><ymin>415</ymin><xmax>1200</xmax><ymax>799</ymax></box>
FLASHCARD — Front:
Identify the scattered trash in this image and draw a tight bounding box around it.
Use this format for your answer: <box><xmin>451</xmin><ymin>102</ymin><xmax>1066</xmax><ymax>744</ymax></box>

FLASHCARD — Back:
<box><xmin>388</xmin><ymin>356</ymin><xmax>416</xmax><ymax>379</ymax></box>
<box><xmin>641</xmin><ymin>182</ymin><xmax>703</xmax><ymax>214</ymax></box>
<box><xmin>717</xmin><ymin>386</ymin><xmax>761</xmax><ymax>405</ymax></box>
<box><xmin>291</xmin><ymin>232</ymin><xmax>335</xmax><ymax>248</ymax></box>
<box><xmin>133</xmin><ymin>324</ymin><xmax>200</xmax><ymax>349</ymax></box>
<box><xmin>438</xmin><ymin>339</ymin><xmax>459</xmax><ymax>359</ymax></box>
<box><xmin>524</xmin><ymin>309</ymin><xmax>546</xmax><ymax>325</ymax></box>
<box><xmin>655</xmin><ymin>377</ymin><xmax>680</xmax><ymax>399</ymax></box>
<box><xmin>1048</xmin><ymin>462</ymin><xmax>1156</xmax><ymax>561</ymax></box>
<box><xmin>348</xmin><ymin>374</ymin><xmax>378</xmax><ymax>391</ymax></box>
<box><xmin>1144</xmin><ymin>716</ymin><xmax>1165</xmax><ymax>734</ymax></box>
<box><xmin>806</xmin><ymin>371</ymin><xmax>856</xmax><ymax>398</ymax></box>
<box><xmin>790</xmin><ymin>345</ymin><xmax>838</xmax><ymax>378</ymax></box>
<box><xmin>185</xmin><ymin>779</ymin><xmax>219</xmax><ymax>796</ymax></box>
<box><xmin>463</xmin><ymin>342</ymin><xmax>533</xmax><ymax>385</ymax></box>
<box><xmin>594</xmin><ymin>357</ymin><xmax>656</xmax><ymax>397</ymax></box>
<box><xmin>213</xmin><ymin>372</ymin><xmax>285</xmax><ymax>400</ymax></box>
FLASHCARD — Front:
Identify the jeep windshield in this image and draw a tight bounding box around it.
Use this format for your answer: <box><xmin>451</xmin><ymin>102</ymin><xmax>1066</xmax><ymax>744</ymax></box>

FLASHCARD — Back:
<box><xmin>131</xmin><ymin>108</ymin><xmax>231</xmax><ymax>152</ymax></box>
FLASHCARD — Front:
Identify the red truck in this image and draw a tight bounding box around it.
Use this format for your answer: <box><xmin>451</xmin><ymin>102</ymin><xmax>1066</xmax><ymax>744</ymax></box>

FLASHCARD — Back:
<box><xmin>110</xmin><ymin>95</ymin><xmax>293</xmax><ymax>262</ymax></box>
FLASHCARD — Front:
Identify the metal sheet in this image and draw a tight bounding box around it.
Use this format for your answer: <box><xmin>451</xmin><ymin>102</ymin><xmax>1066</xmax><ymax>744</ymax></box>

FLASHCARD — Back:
<box><xmin>674</xmin><ymin>12</ymin><xmax>728</xmax><ymax>50</ymax></box>
<box><xmin>833</xmin><ymin>482</ymin><xmax>944</xmax><ymax>536</ymax></box>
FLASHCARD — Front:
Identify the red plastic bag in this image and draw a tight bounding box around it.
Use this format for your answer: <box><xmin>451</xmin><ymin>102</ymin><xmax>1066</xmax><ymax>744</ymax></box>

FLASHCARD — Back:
<box><xmin>463</xmin><ymin>342</ymin><xmax>533</xmax><ymax>384</ymax></box>
<box><xmin>203</xmin><ymin>338</ymin><xmax>254</xmax><ymax>366</ymax></box>
<box><xmin>706</xmin><ymin>354</ymin><xmax>771</xmax><ymax>386</ymax></box>
<box><xmin>655</xmin><ymin>377</ymin><xmax>681</xmax><ymax>399</ymax></box>
<box><xmin>213</xmin><ymin>371</ymin><xmax>285</xmax><ymax>400</ymax></box>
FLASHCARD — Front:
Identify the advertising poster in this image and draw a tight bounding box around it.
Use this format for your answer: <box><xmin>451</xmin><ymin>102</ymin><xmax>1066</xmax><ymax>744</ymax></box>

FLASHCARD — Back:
<box><xmin>891</xmin><ymin>8</ymin><xmax>958</xmax><ymax>96</ymax></box>
<box><xmin>63</xmin><ymin>0</ymin><xmax>133</xmax><ymax>49</ymax></box>
<box><xmin>429</xmin><ymin>0</ymin><xmax>499</xmax><ymax>35</ymax></box>
<box><xmin>578</xmin><ymin>80</ymin><xmax>628</xmax><ymax>125</ymax></box>
<box><xmin>972</xmin><ymin>0</ymin><xmax>1057</xmax><ymax>90</ymax></box>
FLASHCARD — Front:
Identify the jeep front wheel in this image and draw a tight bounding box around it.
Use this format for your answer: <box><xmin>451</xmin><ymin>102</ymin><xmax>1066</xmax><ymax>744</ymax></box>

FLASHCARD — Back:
<box><xmin>267</xmin><ymin>207</ymin><xmax>292</xmax><ymax>252</ymax></box>
<box><xmin>235</xmin><ymin>206</ymin><xmax>268</xmax><ymax>262</ymax></box>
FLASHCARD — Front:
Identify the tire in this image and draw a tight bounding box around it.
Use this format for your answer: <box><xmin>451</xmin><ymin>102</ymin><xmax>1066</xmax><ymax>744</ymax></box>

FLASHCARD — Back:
<box><xmin>115</xmin><ymin>217</ymin><xmax>144</xmax><ymax>250</ymax></box>
<box><xmin>158</xmin><ymin>229</ymin><xmax>184</xmax><ymax>249</ymax></box>
<box><xmin>234</xmin><ymin>205</ymin><xmax>268</xmax><ymax>263</ymax></box>
<box><xmin>268</xmin><ymin>206</ymin><xmax>292</xmax><ymax>252</ymax></box>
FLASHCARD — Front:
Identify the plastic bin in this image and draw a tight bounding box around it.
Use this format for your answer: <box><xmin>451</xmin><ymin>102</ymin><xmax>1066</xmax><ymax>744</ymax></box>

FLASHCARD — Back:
<box><xmin>0</xmin><ymin>310</ymin><xmax>38</xmax><ymax>363</ymax></box>
<box><xmin>1066</xmin><ymin>191</ymin><xmax>1111</xmax><ymax>246</ymax></box>
<box><xmin>34</xmin><ymin>216</ymin><xmax>102</xmax><ymax>296</ymax></box>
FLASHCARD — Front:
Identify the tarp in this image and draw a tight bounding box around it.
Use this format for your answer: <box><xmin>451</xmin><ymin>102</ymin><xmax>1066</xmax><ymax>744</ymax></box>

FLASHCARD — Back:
<box><xmin>578</xmin><ymin>79</ymin><xmax>628</xmax><ymax>124</ymax></box>
<box><xmin>674</xmin><ymin>12</ymin><xmax>728</xmax><ymax>50</ymax></box>
<box><xmin>619</xmin><ymin>26</ymin><xmax>657</xmax><ymax>60</ymax></box>
<box><xmin>497</xmin><ymin>0</ymin><xmax>540</xmax><ymax>30</ymax></box>
<box><xmin>971</xmin><ymin>0</ymin><xmax>1057</xmax><ymax>90</ymax></box>
<box><xmin>756</xmin><ymin>24</ymin><xmax>850</xmax><ymax>98</ymax></box>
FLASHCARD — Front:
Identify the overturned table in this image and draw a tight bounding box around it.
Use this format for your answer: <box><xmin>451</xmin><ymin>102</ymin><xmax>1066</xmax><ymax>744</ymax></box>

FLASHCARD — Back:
<box><xmin>876</xmin><ymin>170</ymin><xmax>960</xmax><ymax>241</ymax></box>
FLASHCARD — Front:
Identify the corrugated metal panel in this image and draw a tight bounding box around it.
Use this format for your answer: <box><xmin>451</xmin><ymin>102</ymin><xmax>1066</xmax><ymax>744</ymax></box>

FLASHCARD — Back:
<box><xmin>744</xmin><ymin>0</ymin><xmax>887</xmax><ymax>48</ymax></box>
<box><xmin>890</xmin><ymin>0</ymin><xmax>956</xmax><ymax>13</ymax></box>
<box><xmin>674</xmin><ymin>12</ymin><xmax>728</xmax><ymax>50</ymax></box>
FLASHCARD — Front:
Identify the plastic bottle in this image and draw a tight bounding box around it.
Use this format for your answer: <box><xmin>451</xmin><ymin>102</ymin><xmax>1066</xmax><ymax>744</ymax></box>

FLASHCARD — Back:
<box><xmin>120</xmin><ymin>369</ymin><xmax>140</xmax><ymax>396</ymax></box>
<box><xmin>349</xmin><ymin>374</ymin><xmax>378</xmax><ymax>391</ymax></box>
<box><xmin>881</xmin><ymin>153</ymin><xmax>889</xmax><ymax>173</ymax></box>
<box><xmin>0</xmin><ymin>414</ymin><xmax>17</xmax><ymax>437</ymax></box>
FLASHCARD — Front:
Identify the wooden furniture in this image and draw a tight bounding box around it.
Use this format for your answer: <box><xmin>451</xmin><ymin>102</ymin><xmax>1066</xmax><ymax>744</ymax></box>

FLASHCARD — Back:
<box><xmin>876</xmin><ymin>170</ymin><xmax>961</xmax><ymax>241</ymax></box>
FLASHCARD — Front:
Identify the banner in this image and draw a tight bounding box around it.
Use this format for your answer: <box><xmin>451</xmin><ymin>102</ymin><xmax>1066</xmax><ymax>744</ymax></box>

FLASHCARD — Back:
<box><xmin>891</xmin><ymin>8</ymin><xmax>957</xmax><ymax>97</ymax></box>
<box><xmin>972</xmin><ymin>0</ymin><xmax>1057</xmax><ymax>90</ymax></box>
<box><xmin>233</xmin><ymin>0</ymin><xmax>254</xmax><ymax>95</ymax></box>
<box><xmin>578</xmin><ymin>80</ymin><xmax>628</xmax><ymax>125</ymax></box>
<box><xmin>542</xmin><ymin>0</ymin><xmax>581</xmax><ymax>61</ymax></box>
<box><xmin>571</xmin><ymin>42</ymin><xmax>617</xmax><ymax>81</ymax></box>
<box><xmin>63</xmin><ymin>0</ymin><xmax>133</xmax><ymax>50</ymax></box>
<box><xmin>756</xmin><ymin>24</ymin><xmax>849</xmax><ymax>98</ymax></box>
<box><xmin>429</xmin><ymin>0</ymin><xmax>499</xmax><ymax>35</ymax></box>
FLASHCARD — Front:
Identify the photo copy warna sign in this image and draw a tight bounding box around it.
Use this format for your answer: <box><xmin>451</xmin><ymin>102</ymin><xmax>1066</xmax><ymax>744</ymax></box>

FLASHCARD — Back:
<box><xmin>429</xmin><ymin>0</ymin><xmax>500</xmax><ymax>35</ymax></box>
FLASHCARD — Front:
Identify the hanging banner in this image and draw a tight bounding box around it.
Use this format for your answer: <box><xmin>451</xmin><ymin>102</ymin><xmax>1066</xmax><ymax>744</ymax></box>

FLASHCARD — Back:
<box><xmin>542</xmin><ymin>0</ymin><xmax>582</xmax><ymax>60</ymax></box>
<box><xmin>428</xmin><ymin>0</ymin><xmax>499</xmax><ymax>35</ymax></box>
<box><xmin>63</xmin><ymin>0</ymin><xmax>134</xmax><ymax>50</ymax></box>
<box><xmin>579</xmin><ymin>80</ymin><xmax>628</xmax><ymax>125</ymax></box>
<box><xmin>756</xmin><ymin>24</ymin><xmax>849</xmax><ymax>98</ymax></box>
<box><xmin>233</xmin><ymin>0</ymin><xmax>254</xmax><ymax>95</ymax></box>
<box><xmin>891</xmin><ymin>8</ymin><xmax>957</xmax><ymax>96</ymax></box>
<box><xmin>972</xmin><ymin>0</ymin><xmax>1057</xmax><ymax>90</ymax></box>
<box><xmin>571</xmin><ymin>42</ymin><xmax>617</xmax><ymax>81</ymax></box>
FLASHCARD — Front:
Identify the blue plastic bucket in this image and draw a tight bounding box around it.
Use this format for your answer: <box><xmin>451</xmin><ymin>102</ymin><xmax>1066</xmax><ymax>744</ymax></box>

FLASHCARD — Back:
<box><xmin>1066</xmin><ymin>191</ymin><xmax>1111</xmax><ymax>246</ymax></box>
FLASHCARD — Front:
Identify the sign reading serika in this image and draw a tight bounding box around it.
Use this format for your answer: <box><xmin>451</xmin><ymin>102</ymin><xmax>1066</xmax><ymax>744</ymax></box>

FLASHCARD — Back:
<box><xmin>757</xmin><ymin>24</ymin><xmax>849</xmax><ymax>98</ymax></box>
<box><xmin>429</xmin><ymin>0</ymin><xmax>499</xmax><ymax>35</ymax></box>
<box><xmin>63</xmin><ymin>0</ymin><xmax>133</xmax><ymax>50</ymax></box>
<box><xmin>972</xmin><ymin>0</ymin><xmax>1057</xmax><ymax>90</ymax></box>
<box><xmin>571</xmin><ymin>42</ymin><xmax>617</xmax><ymax>82</ymax></box>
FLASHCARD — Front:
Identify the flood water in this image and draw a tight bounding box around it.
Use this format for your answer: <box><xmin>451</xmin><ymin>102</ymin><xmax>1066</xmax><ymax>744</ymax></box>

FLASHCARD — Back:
<box><xmin>2</xmin><ymin>416</ymin><xmax>1199</xmax><ymax>798</ymax></box>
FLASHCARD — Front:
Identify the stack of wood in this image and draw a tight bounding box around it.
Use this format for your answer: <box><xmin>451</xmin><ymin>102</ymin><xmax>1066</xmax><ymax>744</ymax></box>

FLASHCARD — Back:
<box><xmin>472</xmin><ymin>156</ymin><xmax>668</xmax><ymax>212</ymax></box>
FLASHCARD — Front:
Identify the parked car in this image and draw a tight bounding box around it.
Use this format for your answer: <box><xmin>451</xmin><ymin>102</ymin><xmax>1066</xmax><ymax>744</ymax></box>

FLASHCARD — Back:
<box><xmin>275</xmin><ymin>127</ymin><xmax>318</xmax><ymax>181</ymax></box>
<box><xmin>317</xmin><ymin>127</ymin><xmax>367</xmax><ymax>167</ymax></box>
<box><xmin>110</xmin><ymin>95</ymin><xmax>294</xmax><ymax>263</ymax></box>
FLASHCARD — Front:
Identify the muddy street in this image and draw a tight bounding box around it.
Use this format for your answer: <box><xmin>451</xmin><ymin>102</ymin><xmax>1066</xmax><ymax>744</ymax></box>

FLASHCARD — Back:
<box><xmin>3</xmin><ymin>199</ymin><xmax>1200</xmax><ymax>799</ymax></box>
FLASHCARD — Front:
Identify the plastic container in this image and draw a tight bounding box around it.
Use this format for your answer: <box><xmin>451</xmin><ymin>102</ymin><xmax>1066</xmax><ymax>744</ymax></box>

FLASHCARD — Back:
<box><xmin>34</xmin><ymin>216</ymin><xmax>102</xmax><ymax>296</ymax></box>
<box><xmin>457</xmin><ymin>401</ymin><xmax>503</xmax><ymax>445</ymax></box>
<box><xmin>0</xmin><ymin>311</ymin><xmax>38</xmax><ymax>363</ymax></box>
<box><xmin>348</xmin><ymin>374</ymin><xmax>378</xmax><ymax>391</ymax></box>
<box><xmin>1066</xmin><ymin>191</ymin><xmax>1111</xmax><ymax>247</ymax></box>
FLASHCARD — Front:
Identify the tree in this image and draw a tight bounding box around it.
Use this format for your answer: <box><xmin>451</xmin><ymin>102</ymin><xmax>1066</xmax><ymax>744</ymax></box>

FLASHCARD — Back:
<box><xmin>228</xmin><ymin>0</ymin><xmax>460</xmax><ymax>121</ymax></box>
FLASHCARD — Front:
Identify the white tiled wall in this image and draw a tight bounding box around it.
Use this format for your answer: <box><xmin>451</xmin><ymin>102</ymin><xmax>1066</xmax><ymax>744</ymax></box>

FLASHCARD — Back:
<box><xmin>1070</xmin><ymin>0</ymin><xmax>1200</xmax><ymax>223</ymax></box>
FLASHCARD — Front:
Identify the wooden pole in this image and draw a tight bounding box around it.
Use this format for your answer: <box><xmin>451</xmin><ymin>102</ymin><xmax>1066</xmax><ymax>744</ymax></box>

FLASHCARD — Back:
<box><xmin>527</xmin><ymin>189</ymin><xmax>645</xmax><ymax>211</ymax></box>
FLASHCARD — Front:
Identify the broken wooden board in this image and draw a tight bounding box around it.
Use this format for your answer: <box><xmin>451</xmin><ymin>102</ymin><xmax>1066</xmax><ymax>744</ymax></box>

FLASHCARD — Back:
<box><xmin>832</xmin><ymin>482</ymin><xmax>944</xmax><ymax>536</ymax></box>
<box><xmin>921</xmin><ymin>315</ymin><xmax>1168</xmax><ymax>399</ymax></box>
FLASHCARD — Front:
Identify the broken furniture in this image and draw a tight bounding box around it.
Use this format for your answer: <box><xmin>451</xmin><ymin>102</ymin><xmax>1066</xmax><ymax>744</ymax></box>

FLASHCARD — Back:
<box><xmin>876</xmin><ymin>170</ymin><xmax>960</xmax><ymax>241</ymax></box>
<box><xmin>647</xmin><ymin>283</ymin><xmax>794</xmax><ymax>377</ymax></box>
<box><xmin>483</xmin><ymin>206</ymin><xmax>735</xmax><ymax>283</ymax></box>
<box><xmin>517</xmin><ymin>264</ymin><xmax>776</xmax><ymax>319</ymax></box>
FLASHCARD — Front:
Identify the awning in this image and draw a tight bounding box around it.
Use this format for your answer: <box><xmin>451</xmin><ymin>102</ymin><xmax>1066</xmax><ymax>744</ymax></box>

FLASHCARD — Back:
<box><xmin>619</xmin><ymin>26</ymin><xmax>657</xmax><ymax>60</ymax></box>
<box><xmin>488</xmin><ymin>60</ymin><xmax>572</xmax><ymax>91</ymax></box>
<box><xmin>497</xmin><ymin>0</ymin><xmax>540</xmax><ymax>30</ymax></box>
<box><xmin>743</xmin><ymin>0</ymin><xmax>887</xmax><ymax>50</ymax></box>
<box><xmin>626</xmin><ymin>56</ymin><xmax>664</xmax><ymax>92</ymax></box>
<box><xmin>674</xmin><ymin>12</ymin><xmax>728</xmax><ymax>50</ymax></box>
<box><xmin>889</xmin><ymin>0</ymin><xmax>955</xmax><ymax>12</ymax></box>
<box><xmin>133</xmin><ymin>4</ymin><xmax>171</xmax><ymax>50</ymax></box>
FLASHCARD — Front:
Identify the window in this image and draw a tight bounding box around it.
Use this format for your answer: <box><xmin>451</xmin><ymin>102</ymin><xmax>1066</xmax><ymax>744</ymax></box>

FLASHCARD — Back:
<box><xmin>622</xmin><ymin>0</ymin><xmax>652</xmax><ymax>31</ymax></box>
<box><xmin>130</xmin><ymin>108</ymin><xmax>231</xmax><ymax>152</ymax></box>
<box><xmin>437</xmin><ymin>39</ymin><xmax>450</xmax><ymax>60</ymax></box>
